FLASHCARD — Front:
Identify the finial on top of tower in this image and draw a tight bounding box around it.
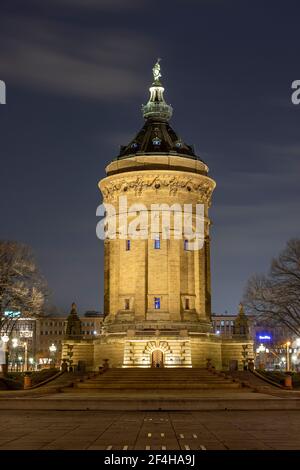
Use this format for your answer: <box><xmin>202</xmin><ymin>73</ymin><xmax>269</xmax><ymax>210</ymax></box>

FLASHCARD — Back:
<box><xmin>142</xmin><ymin>58</ymin><xmax>173</xmax><ymax>121</ymax></box>
<box><xmin>238</xmin><ymin>303</ymin><xmax>245</xmax><ymax>316</ymax></box>
<box><xmin>152</xmin><ymin>58</ymin><xmax>162</xmax><ymax>84</ymax></box>
<box><xmin>70</xmin><ymin>302</ymin><xmax>78</xmax><ymax>315</ymax></box>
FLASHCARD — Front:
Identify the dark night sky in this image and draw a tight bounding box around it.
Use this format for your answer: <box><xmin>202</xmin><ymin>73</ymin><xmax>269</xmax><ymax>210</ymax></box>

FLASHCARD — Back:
<box><xmin>1</xmin><ymin>0</ymin><xmax>299</xmax><ymax>315</ymax></box>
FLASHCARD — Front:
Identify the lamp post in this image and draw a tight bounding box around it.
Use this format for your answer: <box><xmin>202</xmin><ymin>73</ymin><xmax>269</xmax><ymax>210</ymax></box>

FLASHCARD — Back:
<box><xmin>29</xmin><ymin>357</ymin><xmax>34</xmax><ymax>370</ymax></box>
<box><xmin>291</xmin><ymin>354</ymin><xmax>297</xmax><ymax>371</ymax></box>
<box><xmin>11</xmin><ymin>338</ymin><xmax>18</xmax><ymax>371</ymax></box>
<box><xmin>1</xmin><ymin>334</ymin><xmax>9</xmax><ymax>376</ymax></box>
<box><xmin>286</xmin><ymin>341</ymin><xmax>291</xmax><ymax>372</ymax></box>
<box><xmin>18</xmin><ymin>355</ymin><xmax>23</xmax><ymax>372</ymax></box>
<box><xmin>49</xmin><ymin>343</ymin><xmax>57</xmax><ymax>368</ymax></box>
<box><xmin>23</xmin><ymin>341</ymin><xmax>28</xmax><ymax>372</ymax></box>
<box><xmin>256</xmin><ymin>343</ymin><xmax>266</xmax><ymax>369</ymax></box>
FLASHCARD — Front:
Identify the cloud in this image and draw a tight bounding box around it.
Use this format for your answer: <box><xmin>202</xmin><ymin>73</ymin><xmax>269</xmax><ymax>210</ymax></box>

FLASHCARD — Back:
<box><xmin>0</xmin><ymin>13</ymin><xmax>155</xmax><ymax>100</ymax></box>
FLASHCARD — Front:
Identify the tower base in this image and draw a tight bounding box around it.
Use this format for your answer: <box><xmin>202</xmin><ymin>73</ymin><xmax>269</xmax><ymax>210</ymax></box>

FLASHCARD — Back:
<box><xmin>62</xmin><ymin>326</ymin><xmax>253</xmax><ymax>371</ymax></box>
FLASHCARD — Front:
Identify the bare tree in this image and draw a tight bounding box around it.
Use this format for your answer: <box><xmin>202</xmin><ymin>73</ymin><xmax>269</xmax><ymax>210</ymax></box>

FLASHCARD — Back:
<box><xmin>0</xmin><ymin>241</ymin><xmax>47</xmax><ymax>336</ymax></box>
<box><xmin>244</xmin><ymin>239</ymin><xmax>300</xmax><ymax>337</ymax></box>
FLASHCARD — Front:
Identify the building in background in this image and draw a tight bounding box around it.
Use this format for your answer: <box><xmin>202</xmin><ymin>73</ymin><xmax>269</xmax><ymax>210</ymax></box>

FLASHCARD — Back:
<box><xmin>3</xmin><ymin>315</ymin><xmax>37</xmax><ymax>371</ymax></box>
<box><xmin>212</xmin><ymin>310</ymin><xmax>297</xmax><ymax>370</ymax></box>
<box><xmin>36</xmin><ymin>312</ymin><xmax>103</xmax><ymax>366</ymax></box>
<box><xmin>1</xmin><ymin>311</ymin><xmax>103</xmax><ymax>370</ymax></box>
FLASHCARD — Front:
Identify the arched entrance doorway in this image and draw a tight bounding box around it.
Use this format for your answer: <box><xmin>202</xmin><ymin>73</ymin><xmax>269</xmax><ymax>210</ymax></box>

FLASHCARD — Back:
<box><xmin>152</xmin><ymin>349</ymin><xmax>164</xmax><ymax>368</ymax></box>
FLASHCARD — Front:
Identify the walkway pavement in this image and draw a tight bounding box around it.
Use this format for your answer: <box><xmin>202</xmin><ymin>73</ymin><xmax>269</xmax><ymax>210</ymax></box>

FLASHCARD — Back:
<box><xmin>0</xmin><ymin>409</ymin><xmax>300</xmax><ymax>450</ymax></box>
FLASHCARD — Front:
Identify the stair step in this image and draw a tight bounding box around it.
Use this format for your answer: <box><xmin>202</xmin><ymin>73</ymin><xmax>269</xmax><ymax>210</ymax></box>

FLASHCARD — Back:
<box><xmin>76</xmin><ymin>383</ymin><xmax>240</xmax><ymax>389</ymax></box>
<box><xmin>70</xmin><ymin>368</ymin><xmax>241</xmax><ymax>392</ymax></box>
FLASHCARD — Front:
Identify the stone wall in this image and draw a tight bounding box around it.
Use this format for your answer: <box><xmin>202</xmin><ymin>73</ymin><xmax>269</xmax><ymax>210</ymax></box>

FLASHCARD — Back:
<box><xmin>93</xmin><ymin>336</ymin><xmax>125</xmax><ymax>369</ymax></box>
<box><xmin>190</xmin><ymin>335</ymin><xmax>222</xmax><ymax>368</ymax></box>
<box><xmin>61</xmin><ymin>340</ymin><xmax>94</xmax><ymax>370</ymax></box>
<box><xmin>221</xmin><ymin>338</ymin><xmax>254</xmax><ymax>370</ymax></box>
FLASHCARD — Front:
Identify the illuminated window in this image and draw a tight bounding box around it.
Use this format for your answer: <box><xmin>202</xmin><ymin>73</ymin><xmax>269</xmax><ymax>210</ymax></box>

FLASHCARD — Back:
<box><xmin>184</xmin><ymin>240</ymin><xmax>189</xmax><ymax>251</ymax></box>
<box><xmin>125</xmin><ymin>299</ymin><xmax>130</xmax><ymax>310</ymax></box>
<box><xmin>126</xmin><ymin>240</ymin><xmax>131</xmax><ymax>251</ymax></box>
<box><xmin>154</xmin><ymin>298</ymin><xmax>160</xmax><ymax>309</ymax></box>
<box><xmin>154</xmin><ymin>238</ymin><xmax>160</xmax><ymax>249</ymax></box>
<box><xmin>185</xmin><ymin>299</ymin><xmax>190</xmax><ymax>310</ymax></box>
<box><xmin>152</xmin><ymin>137</ymin><xmax>161</xmax><ymax>146</ymax></box>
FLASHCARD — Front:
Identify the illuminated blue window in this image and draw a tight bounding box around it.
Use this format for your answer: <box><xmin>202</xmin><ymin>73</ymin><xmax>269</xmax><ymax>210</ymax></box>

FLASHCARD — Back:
<box><xmin>184</xmin><ymin>240</ymin><xmax>189</xmax><ymax>251</ymax></box>
<box><xmin>154</xmin><ymin>297</ymin><xmax>160</xmax><ymax>309</ymax></box>
<box><xmin>126</xmin><ymin>240</ymin><xmax>131</xmax><ymax>251</ymax></box>
<box><xmin>152</xmin><ymin>137</ymin><xmax>161</xmax><ymax>146</ymax></box>
<box><xmin>154</xmin><ymin>238</ymin><xmax>160</xmax><ymax>249</ymax></box>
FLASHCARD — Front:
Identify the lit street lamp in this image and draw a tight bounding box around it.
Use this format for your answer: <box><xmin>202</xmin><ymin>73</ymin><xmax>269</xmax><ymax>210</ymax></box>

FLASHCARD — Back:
<box><xmin>17</xmin><ymin>355</ymin><xmax>23</xmax><ymax>372</ymax></box>
<box><xmin>286</xmin><ymin>341</ymin><xmax>291</xmax><ymax>372</ymax></box>
<box><xmin>23</xmin><ymin>341</ymin><xmax>28</xmax><ymax>372</ymax></box>
<box><xmin>49</xmin><ymin>343</ymin><xmax>57</xmax><ymax>368</ymax></box>
<box><xmin>291</xmin><ymin>354</ymin><xmax>297</xmax><ymax>369</ymax></box>
<box><xmin>256</xmin><ymin>343</ymin><xmax>266</xmax><ymax>369</ymax></box>
<box><xmin>11</xmin><ymin>338</ymin><xmax>19</xmax><ymax>371</ymax></box>
<box><xmin>1</xmin><ymin>334</ymin><xmax>9</xmax><ymax>376</ymax></box>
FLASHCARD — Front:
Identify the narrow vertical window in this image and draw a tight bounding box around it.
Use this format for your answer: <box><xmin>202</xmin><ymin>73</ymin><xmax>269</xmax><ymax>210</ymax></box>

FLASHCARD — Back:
<box><xmin>185</xmin><ymin>298</ymin><xmax>190</xmax><ymax>310</ymax></box>
<box><xmin>154</xmin><ymin>297</ymin><xmax>160</xmax><ymax>309</ymax></box>
<box><xmin>154</xmin><ymin>237</ymin><xmax>160</xmax><ymax>249</ymax></box>
<box><xmin>126</xmin><ymin>239</ymin><xmax>131</xmax><ymax>251</ymax></box>
<box><xmin>184</xmin><ymin>239</ymin><xmax>189</xmax><ymax>251</ymax></box>
<box><xmin>125</xmin><ymin>299</ymin><xmax>130</xmax><ymax>310</ymax></box>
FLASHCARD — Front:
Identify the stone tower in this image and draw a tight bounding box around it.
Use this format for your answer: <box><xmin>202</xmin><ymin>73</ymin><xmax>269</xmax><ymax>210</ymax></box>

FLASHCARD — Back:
<box><xmin>97</xmin><ymin>60</ymin><xmax>219</xmax><ymax>367</ymax></box>
<box><xmin>62</xmin><ymin>61</ymin><xmax>253</xmax><ymax>370</ymax></box>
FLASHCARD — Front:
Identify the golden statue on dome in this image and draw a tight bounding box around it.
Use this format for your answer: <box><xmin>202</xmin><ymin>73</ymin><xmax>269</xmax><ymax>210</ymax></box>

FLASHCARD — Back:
<box><xmin>152</xmin><ymin>58</ymin><xmax>162</xmax><ymax>83</ymax></box>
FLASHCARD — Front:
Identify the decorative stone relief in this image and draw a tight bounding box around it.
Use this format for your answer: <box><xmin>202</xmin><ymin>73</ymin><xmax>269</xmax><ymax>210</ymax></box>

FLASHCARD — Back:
<box><xmin>101</xmin><ymin>174</ymin><xmax>214</xmax><ymax>203</ymax></box>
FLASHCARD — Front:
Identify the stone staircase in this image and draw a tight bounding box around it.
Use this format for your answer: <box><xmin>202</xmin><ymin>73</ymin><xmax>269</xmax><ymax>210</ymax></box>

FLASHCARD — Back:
<box><xmin>74</xmin><ymin>368</ymin><xmax>241</xmax><ymax>391</ymax></box>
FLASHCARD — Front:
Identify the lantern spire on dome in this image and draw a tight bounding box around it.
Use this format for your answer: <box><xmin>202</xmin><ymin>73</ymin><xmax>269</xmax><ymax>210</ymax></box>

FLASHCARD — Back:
<box><xmin>142</xmin><ymin>59</ymin><xmax>173</xmax><ymax>121</ymax></box>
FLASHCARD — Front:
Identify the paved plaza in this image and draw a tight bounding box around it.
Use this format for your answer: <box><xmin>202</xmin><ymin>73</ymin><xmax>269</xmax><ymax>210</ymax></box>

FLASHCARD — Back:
<box><xmin>0</xmin><ymin>409</ymin><xmax>300</xmax><ymax>450</ymax></box>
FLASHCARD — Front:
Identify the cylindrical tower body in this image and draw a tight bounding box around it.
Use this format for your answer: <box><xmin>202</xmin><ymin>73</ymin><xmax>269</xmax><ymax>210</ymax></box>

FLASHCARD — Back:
<box><xmin>99</xmin><ymin>154</ymin><xmax>215</xmax><ymax>334</ymax></box>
